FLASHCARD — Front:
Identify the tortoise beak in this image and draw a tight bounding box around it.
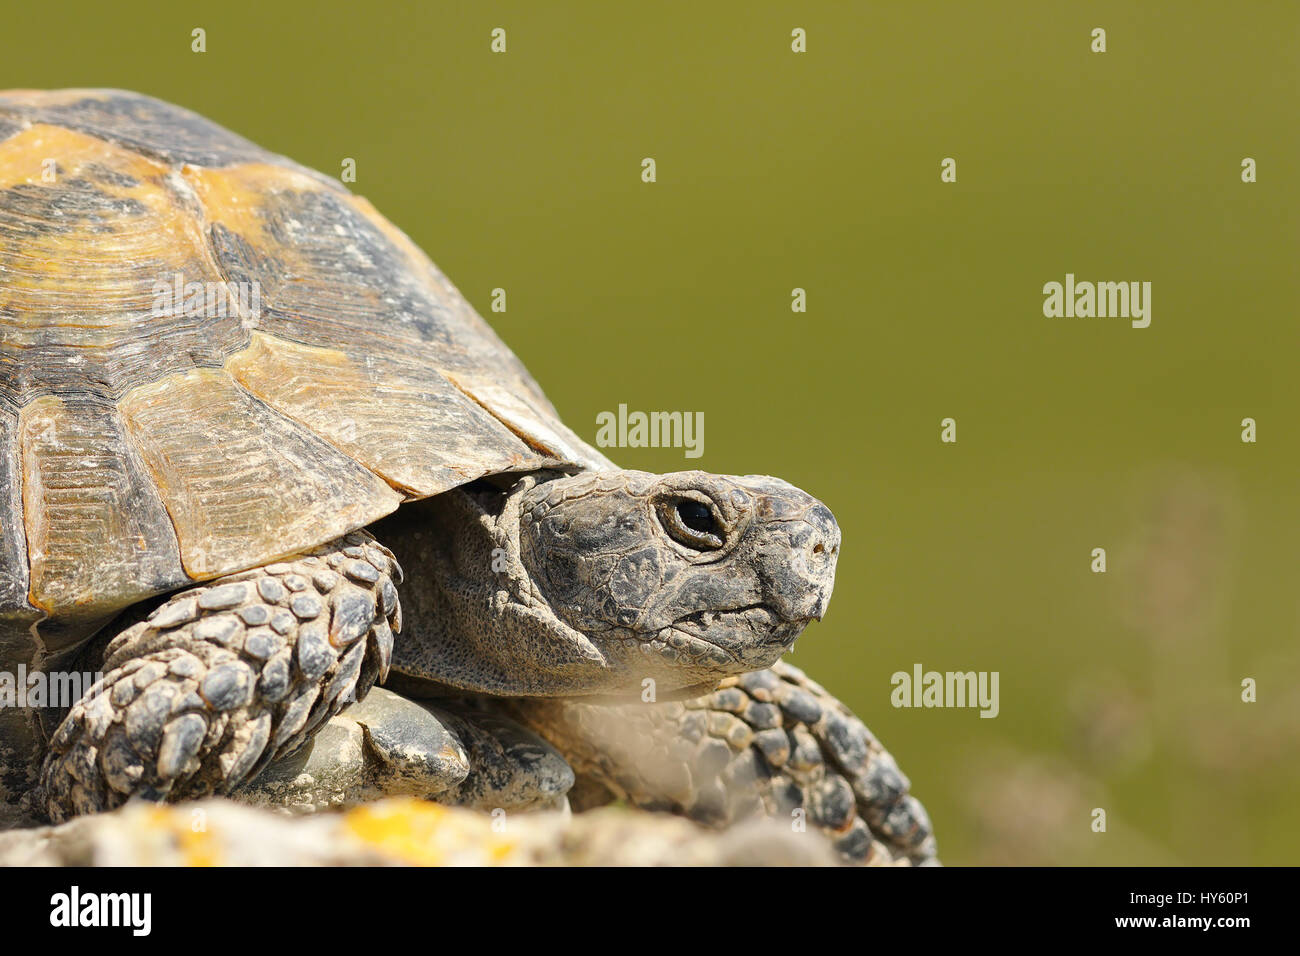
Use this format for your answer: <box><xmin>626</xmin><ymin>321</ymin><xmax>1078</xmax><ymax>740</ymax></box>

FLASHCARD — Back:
<box><xmin>734</xmin><ymin>479</ymin><xmax>840</xmax><ymax>627</ymax></box>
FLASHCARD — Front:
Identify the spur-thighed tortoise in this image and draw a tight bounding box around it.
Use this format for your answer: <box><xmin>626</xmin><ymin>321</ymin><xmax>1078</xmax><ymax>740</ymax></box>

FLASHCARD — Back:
<box><xmin>0</xmin><ymin>89</ymin><xmax>936</xmax><ymax>864</ymax></box>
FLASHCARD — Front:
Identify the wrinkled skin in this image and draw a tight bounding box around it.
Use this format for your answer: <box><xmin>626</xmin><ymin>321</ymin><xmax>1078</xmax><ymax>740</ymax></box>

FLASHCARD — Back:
<box><xmin>520</xmin><ymin>471</ymin><xmax>840</xmax><ymax>679</ymax></box>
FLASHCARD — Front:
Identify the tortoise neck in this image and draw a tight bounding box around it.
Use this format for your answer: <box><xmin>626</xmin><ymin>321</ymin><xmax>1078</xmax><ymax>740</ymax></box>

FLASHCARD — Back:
<box><xmin>375</xmin><ymin>475</ymin><xmax>607</xmax><ymax>698</ymax></box>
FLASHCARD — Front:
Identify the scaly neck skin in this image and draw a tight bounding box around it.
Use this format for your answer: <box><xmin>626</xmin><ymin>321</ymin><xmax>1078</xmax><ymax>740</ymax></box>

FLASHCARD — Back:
<box><xmin>378</xmin><ymin>474</ymin><xmax>613</xmax><ymax>699</ymax></box>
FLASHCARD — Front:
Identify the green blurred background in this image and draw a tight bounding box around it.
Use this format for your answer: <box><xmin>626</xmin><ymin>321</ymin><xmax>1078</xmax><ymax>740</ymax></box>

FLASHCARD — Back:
<box><xmin>5</xmin><ymin>0</ymin><xmax>1296</xmax><ymax>863</ymax></box>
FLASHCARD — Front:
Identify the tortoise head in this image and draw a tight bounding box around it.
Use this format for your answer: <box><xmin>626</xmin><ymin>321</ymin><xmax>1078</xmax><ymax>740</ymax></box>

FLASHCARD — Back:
<box><xmin>513</xmin><ymin>470</ymin><xmax>840</xmax><ymax>692</ymax></box>
<box><xmin>382</xmin><ymin>469</ymin><xmax>839</xmax><ymax>699</ymax></box>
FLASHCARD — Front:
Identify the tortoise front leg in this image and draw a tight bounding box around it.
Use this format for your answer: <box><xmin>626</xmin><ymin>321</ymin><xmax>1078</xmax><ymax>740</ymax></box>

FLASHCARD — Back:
<box><xmin>36</xmin><ymin>531</ymin><xmax>402</xmax><ymax>822</ymax></box>
<box><xmin>508</xmin><ymin>661</ymin><xmax>939</xmax><ymax>865</ymax></box>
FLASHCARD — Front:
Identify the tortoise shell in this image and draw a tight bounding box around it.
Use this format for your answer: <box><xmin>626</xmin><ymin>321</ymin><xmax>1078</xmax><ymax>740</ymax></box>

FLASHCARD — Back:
<box><xmin>0</xmin><ymin>89</ymin><xmax>608</xmax><ymax>662</ymax></box>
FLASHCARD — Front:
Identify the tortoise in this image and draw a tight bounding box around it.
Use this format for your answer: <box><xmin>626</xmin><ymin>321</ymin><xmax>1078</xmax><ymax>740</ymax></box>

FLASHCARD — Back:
<box><xmin>0</xmin><ymin>89</ymin><xmax>937</xmax><ymax>863</ymax></box>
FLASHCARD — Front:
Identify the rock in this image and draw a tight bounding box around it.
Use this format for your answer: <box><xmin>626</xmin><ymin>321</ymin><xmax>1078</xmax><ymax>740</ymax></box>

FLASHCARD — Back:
<box><xmin>236</xmin><ymin>688</ymin><xmax>471</xmax><ymax>813</ymax></box>
<box><xmin>0</xmin><ymin>797</ymin><xmax>840</xmax><ymax>866</ymax></box>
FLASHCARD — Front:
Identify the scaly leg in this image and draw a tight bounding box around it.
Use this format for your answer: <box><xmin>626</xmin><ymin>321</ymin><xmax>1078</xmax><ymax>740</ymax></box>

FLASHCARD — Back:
<box><xmin>37</xmin><ymin>531</ymin><xmax>401</xmax><ymax>822</ymax></box>
<box><xmin>509</xmin><ymin>661</ymin><xmax>939</xmax><ymax>865</ymax></box>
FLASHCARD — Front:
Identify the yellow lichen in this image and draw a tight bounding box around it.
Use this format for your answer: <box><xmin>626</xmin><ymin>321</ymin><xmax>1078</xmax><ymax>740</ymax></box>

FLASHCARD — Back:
<box><xmin>343</xmin><ymin>798</ymin><xmax>519</xmax><ymax>866</ymax></box>
<box><xmin>141</xmin><ymin>804</ymin><xmax>221</xmax><ymax>866</ymax></box>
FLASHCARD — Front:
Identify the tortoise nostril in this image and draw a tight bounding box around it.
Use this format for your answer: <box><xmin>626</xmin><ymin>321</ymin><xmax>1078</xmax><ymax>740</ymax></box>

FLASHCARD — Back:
<box><xmin>812</xmin><ymin>542</ymin><xmax>824</xmax><ymax>555</ymax></box>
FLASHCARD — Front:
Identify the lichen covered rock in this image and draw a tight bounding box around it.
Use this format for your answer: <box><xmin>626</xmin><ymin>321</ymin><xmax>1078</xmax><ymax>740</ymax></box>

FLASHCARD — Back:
<box><xmin>0</xmin><ymin>796</ymin><xmax>848</xmax><ymax>866</ymax></box>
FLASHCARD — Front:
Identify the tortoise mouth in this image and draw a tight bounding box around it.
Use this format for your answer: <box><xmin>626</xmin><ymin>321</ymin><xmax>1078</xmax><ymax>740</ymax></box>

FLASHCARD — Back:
<box><xmin>645</xmin><ymin>603</ymin><xmax>806</xmax><ymax>668</ymax></box>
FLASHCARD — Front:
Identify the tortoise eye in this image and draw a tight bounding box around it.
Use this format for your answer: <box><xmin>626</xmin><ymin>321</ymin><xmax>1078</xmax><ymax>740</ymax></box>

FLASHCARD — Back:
<box><xmin>658</xmin><ymin>496</ymin><xmax>725</xmax><ymax>551</ymax></box>
<box><xmin>677</xmin><ymin>500</ymin><xmax>714</xmax><ymax>533</ymax></box>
